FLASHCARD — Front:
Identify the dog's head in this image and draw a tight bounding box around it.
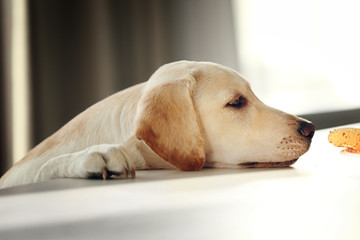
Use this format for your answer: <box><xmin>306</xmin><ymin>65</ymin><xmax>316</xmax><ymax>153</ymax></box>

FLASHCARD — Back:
<box><xmin>135</xmin><ymin>61</ymin><xmax>315</xmax><ymax>170</ymax></box>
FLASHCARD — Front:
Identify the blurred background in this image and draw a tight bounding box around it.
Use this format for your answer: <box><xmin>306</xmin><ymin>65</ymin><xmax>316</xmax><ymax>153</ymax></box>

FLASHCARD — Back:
<box><xmin>1</xmin><ymin>0</ymin><xmax>360</xmax><ymax>175</ymax></box>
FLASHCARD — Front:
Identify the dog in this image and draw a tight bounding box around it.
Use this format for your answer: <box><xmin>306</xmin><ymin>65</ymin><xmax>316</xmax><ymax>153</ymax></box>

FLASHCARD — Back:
<box><xmin>0</xmin><ymin>61</ymin><xmax>315</xmax><ymax>188</ymax></box>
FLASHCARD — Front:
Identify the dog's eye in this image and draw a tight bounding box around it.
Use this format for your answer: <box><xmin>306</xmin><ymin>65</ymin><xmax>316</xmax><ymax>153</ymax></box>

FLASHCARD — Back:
<box><xmin>227</xmin><ymin>96</ymin><xmax>247</xmax><ymax>109</ymax></box>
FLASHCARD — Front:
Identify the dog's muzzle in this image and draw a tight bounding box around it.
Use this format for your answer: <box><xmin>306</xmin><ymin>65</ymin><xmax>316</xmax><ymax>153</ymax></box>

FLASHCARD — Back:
<box><xmin>239</xmin><ymin>159</ymin><xmax>298</xmax><ymax>168</ymax></box>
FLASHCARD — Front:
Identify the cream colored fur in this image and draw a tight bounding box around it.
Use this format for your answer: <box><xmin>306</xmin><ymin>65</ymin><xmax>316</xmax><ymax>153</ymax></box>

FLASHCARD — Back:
<box><xmin>0</xmin><ymin>61</ymin><xmax>314</xmax><ymax>188</ymax></box>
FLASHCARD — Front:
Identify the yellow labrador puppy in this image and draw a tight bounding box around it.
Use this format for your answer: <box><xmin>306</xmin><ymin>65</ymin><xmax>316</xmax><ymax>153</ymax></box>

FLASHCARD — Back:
<box><xmin>0</xmin><ymin>61</ymin><xmax>315</xmax><ymax>188</ymax></box>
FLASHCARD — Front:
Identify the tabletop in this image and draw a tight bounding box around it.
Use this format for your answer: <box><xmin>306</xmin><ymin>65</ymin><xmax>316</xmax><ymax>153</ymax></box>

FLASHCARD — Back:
<box><xmin>1</xmin><ymin>123</ymin><xmax>359</xmax><ymax>240</ymax></box>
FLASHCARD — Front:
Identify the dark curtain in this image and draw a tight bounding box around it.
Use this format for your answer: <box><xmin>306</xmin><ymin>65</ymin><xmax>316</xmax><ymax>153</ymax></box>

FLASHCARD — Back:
<box><xmin>0</xmin><ymin>0</ymin><xmax>238</xmax><ymax>174</ymax></box>
<box><xmin>29</xmin><ymin>0</ymin><xmax>238</xmax><ymax>145</ymax></box>
<box><xmin>0</xmin><ymin>0</ymin><xmax>13</xmax><ymax>175</ymax></box>
<box><xmin>0</xmin><ymin>2</ymin><xmax>7</xmax><ymax>175</ymax></box>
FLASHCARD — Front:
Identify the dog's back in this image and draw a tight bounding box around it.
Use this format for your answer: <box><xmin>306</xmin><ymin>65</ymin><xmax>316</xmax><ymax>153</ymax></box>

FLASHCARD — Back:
<box><xmin>0</xmin><ymin>83</ymin><xmax>145</xmax><ymax>188</ymax></box>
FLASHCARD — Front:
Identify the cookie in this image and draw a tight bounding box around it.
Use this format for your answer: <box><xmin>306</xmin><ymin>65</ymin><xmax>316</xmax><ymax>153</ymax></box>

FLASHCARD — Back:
<box><xmin>328</xmin><ymin>128</ymin><xmax>360</xmax><ymax>151</ymax></box>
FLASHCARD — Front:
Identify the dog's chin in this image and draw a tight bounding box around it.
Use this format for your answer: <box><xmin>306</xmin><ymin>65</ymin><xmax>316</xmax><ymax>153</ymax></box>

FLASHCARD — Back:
<box><xmin>239</xmin><ymin>158</ymin><xmax>298</xmax><ymax>168</ymax></box>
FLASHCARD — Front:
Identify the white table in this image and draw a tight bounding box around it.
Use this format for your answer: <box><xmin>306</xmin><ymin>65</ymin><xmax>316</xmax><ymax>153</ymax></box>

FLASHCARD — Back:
<box><xmin>1</xmin><ymin>123</ymin><xmax>360</xmax><ymax>240</ymax></box>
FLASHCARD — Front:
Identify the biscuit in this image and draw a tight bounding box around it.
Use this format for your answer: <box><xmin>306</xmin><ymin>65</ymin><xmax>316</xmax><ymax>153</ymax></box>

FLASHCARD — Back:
<box><xmin>328</xmin><ymin>128</ymin><xmax>360</xmax><ymax>151</ymax></box>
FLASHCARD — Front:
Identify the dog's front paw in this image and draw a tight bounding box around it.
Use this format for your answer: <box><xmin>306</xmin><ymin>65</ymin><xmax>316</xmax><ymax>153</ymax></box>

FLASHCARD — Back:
<box><xmin>81</xmin><ymin>146</ymin><xmax>136</xmax><ymax>180</ymax></box>
<box><xmin>34</xmin><ymin>145</ymin><xmax>136</xmax><ymax>183</ymax></box>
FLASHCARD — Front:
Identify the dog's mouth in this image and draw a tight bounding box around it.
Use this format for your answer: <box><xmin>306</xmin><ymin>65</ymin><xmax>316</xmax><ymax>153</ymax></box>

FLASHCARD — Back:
<box><xmin>239</xmin><ymin>158</ymin><xmax>298</xmax><ymax>168</ymax></box>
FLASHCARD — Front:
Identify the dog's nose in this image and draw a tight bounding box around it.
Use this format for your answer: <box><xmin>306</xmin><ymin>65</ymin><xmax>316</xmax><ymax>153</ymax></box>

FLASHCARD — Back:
<box><xmin>298</xmin><ymin>121</ymin><xmax>315</xmax><ymax>139</ymax></box>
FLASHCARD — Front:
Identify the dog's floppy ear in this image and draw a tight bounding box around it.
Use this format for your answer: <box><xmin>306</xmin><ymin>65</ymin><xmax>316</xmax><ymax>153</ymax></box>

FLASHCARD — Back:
<box><xmin>135</xmin><ymin>76</ymin><xmax>205</xmax><ymax>171</ymax></box>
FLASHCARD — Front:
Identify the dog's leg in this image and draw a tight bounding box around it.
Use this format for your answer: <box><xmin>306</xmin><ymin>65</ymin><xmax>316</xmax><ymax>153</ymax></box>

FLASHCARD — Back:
<box><xmin>34</xmin><ymin>137</ymin><xmax>147</xmax><ymax>183</ymax></box>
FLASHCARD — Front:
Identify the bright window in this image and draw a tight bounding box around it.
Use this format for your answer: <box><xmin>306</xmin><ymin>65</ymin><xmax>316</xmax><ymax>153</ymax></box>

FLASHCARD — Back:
<box><xmin>232</xmin><ymin>0</ymin><xmax>360</xmax><ymax>115</ymax></box>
